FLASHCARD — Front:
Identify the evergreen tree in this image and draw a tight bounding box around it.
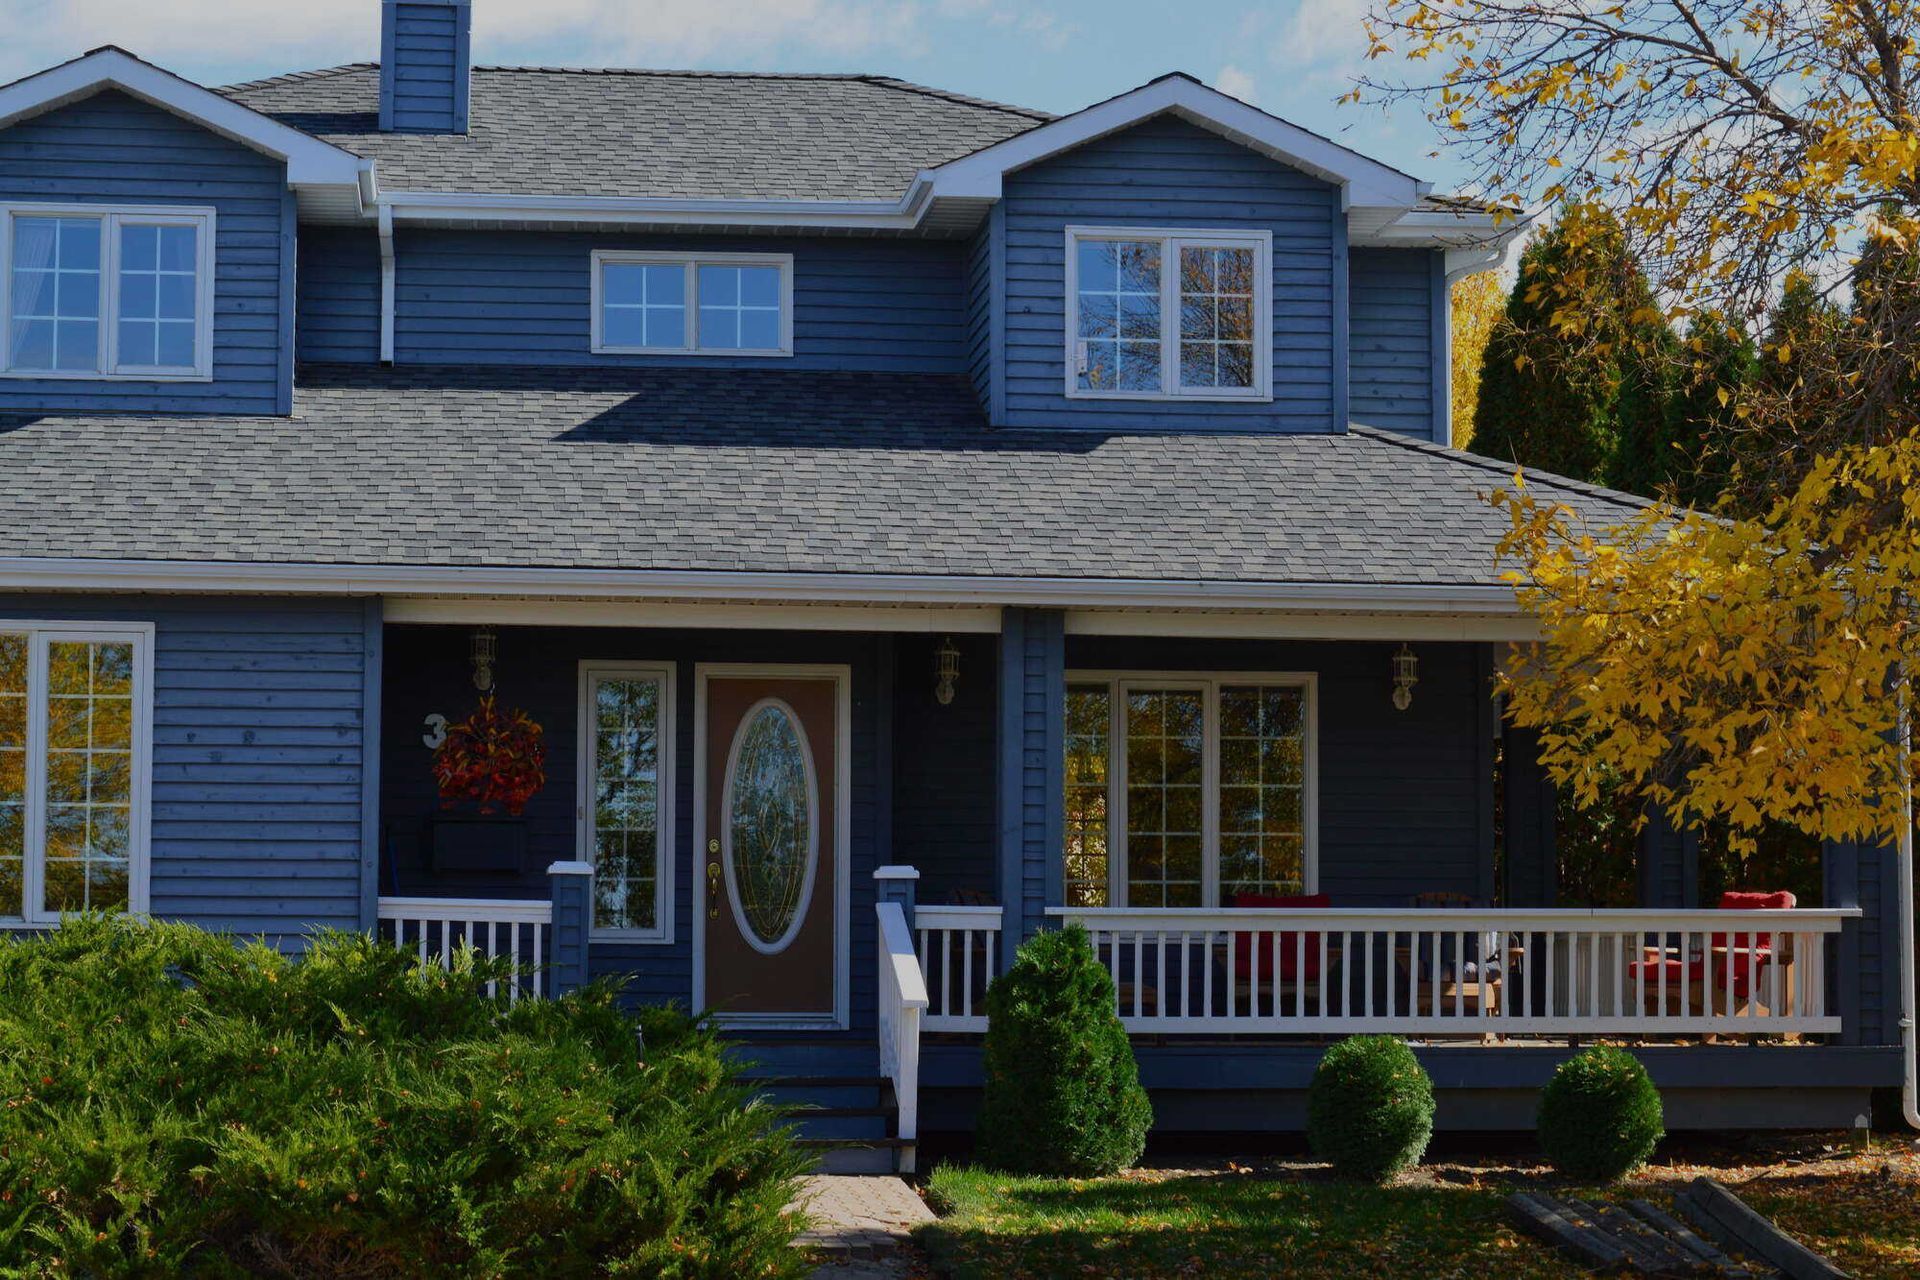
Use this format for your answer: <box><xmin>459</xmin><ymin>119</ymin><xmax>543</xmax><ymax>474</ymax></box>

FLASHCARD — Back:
<box><xmin>1662</xmin><ymin>314</ymin><xmax>1757</xmax><ymax>508</ymax></box>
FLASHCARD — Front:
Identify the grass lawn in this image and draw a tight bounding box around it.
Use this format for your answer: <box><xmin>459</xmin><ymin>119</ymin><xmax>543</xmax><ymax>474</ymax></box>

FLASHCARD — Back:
<box><xmin>916</xmin><ymin>1134</ymin><xmax>1920</xmax><ymax>1279</ymax></box>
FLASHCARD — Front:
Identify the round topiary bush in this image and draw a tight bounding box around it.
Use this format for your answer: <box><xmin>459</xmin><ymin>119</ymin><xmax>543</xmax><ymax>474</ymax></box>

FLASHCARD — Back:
<box><xmin>975</xmin><ymin>924</ymin><xmax>1152</xmax><ymax>1175</ymax></box>
<box><xmin>1306</xmin><ymin>1035</ymin><xmax>1435</xmax><ymax>1181</ymax></box>
<box><xmin>1538</xmin><ymin>1044</ymin><xmax>1665</xmax><ymax>1181</ymax></box>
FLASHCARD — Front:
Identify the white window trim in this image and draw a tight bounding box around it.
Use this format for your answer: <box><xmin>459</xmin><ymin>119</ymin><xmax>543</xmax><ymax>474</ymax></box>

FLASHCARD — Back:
<box><xmin>1067</xmin><ymin>669</ymin><xmax>1317</xmax><ymax>908</ymax></box>
<box><xmin>1063</xmin><ymin>225</ymin><xmax>1272</xmax><ymax>403</ymax></box>
<box><xmin>0</xmin><ymin>620</ymin><xmax>155</xmax><ymax>928</ymax></box>
<box><xmin>589</xmin><ymin>249</ymin><xmax>795</xmax><ymax>357</ymax></box>
<box><xmin>0</xmin><ymin>203</ymin><xmax>216</xmax><ymax>382</ymax></box>
<box><xmin>576</xmin><ymin>660</ymin><xmax>676</xmax><ymax>944</ymax></box>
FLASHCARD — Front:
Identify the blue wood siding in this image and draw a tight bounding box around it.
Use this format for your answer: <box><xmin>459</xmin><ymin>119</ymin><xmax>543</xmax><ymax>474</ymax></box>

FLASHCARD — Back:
<box><xmin>1348</xmin><ymin>247</ymin><xmax>1441</xmax><ymax>438</ymax></box>
<box><xmin>1827</xmin><ymin>837</ymin><xmax>1896</xmax><ymax>1047</ymax></box>
<box><xmin>372</xmin><ymin>230</ymin><xmax>968</xmax><ymax>372</ymax></box>
<box><xmin>378</xmin><ymin>625</ymin><xmax>884</xmax><ymax>1028</ymax></box>
<box><xmin>380</xmin><ymin>0</ymin><xmax>471</xmax><ymax>135</ymax></box>
<box><xmin>998</xmin><ymin>115</ymin><xmax>1339</xmax><ymax>432</ymax></box>
<box><xmin>0</xmin><ymin>91</ymin><xmax>293</xmax><ymax>415</ymax></box>
<box><xmin>0</xmin><ymin>595</ymin><xmax>369</xmax><ymax>937</ymax></box>
<box><xmin>296</xmin><ymin>227</ymin><xmax>382</xmax><ymax>364</ymax></box>
<box><xmin>994</xmin><ymin>609</ymin><xmax>1063</xmax><ymax>964</ymax></box>
<box><xmin>965</xmin><ymin>220</ymin><xmax>993</xmax><ymax>412</ymax></box>
<box><xmin>893</xmin><ymin>633</ymin><xmax>997</xmax><ymax>905</ymax></box>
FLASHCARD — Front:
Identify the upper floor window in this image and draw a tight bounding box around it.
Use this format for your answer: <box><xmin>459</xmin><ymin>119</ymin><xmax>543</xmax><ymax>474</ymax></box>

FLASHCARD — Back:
<box><xmin>1</xmin><ymin>205</ymin><xmax>215</xmax><ymax>381</ymax></box>
<box><xmin>1</xmin><ymin>623</ymin><xmax>153</xmax><ymax>926</ymax></box>
<box><xmin>1065</xmin><ymin>227</ymin><xmax>1271</xmax><ymax>402</ymax></box>
<box><xmin>590</xmin><ymin>250</ymin><xmax>793</xmax><ymax>357</ymax></box>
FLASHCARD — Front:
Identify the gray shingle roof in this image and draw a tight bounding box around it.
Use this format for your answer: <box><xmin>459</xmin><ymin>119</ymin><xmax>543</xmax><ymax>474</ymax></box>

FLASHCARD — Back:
<box><xmin>0</xmin><ymin>366</ymin><xmax>1645</xmax><ymax>585</ymax></box>
<box><xmin>219</xmin><ymin>65</ymin><xmax>1048</xmax><ymax>200</ymax></box>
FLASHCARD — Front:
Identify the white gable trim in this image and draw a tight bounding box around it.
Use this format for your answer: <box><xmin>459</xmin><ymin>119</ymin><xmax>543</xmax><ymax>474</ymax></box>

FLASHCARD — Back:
<box><xmin>0</xmin><ymin>48</ymin><xmax>364</xmax><ymax>193</ymax></box>
<box><xmin>917</xmin><ymin>75</ymin><xmax>1427</xmax><ymax>212</ymax></box>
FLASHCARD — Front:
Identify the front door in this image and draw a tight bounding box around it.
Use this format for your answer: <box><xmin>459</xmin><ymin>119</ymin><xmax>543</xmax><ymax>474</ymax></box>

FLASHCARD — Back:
<box><xmin>696</xmin><ymin>667</ymin><xmax>846</xmax><ymax>1027</ymax></box>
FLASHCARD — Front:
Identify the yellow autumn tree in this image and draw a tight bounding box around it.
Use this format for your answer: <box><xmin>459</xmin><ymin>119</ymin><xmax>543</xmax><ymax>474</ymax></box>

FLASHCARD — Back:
<box><xmin>1492</xmin><ymin>438</ymin><xmax>1919</xmax><ymax>851</ymax></box>
<box><xmin>1449</xmin><ymin>268</ymin><xmax>1505</xmax><ymax>448</ymax></box>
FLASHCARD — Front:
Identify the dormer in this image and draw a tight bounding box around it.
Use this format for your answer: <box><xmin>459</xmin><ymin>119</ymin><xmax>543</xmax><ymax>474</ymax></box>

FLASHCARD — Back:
<box><xmin>0</xmin><ymin>48</ymin><xmax>363</xmax><ymax>415</ymax></box>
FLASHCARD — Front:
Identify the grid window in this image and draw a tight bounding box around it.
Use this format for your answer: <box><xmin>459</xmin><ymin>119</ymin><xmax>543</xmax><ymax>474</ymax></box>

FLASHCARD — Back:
<box><xmin>2</xmin><ymin>206</ymin><xmax>212</xmax><ymax>379</ymax></box>
<box><xmin>0</xmin><ymin>626</ymin><xmax>148</xmax><ymax>925</ymax></box>
<box><xmin>1074</xmin><ymin>238</ymin><xmax>1162</xmax><ymax>393</ymax></box>
<box><xmin>593</xmin><ymin>252</ymin><xmax>790</xmax><ymax>355</ymax></box>
<box><xmin>1123</xmin><ymin>688</ymin><xmax>1205</xmax><ymax>908</ymax></box>
<box><xmin>1178</xmin><ymin>245</ymin><xmax>1257</xmax><ymax>390</ymax></box>
<box><xmin>1217</xmin><ymin>684</ymin><xmax>1307</xmax><ymax>898</ymax></box>
<box><xmin>1063</xmin><ymin>684</ymin><xmax>1112</xmax><ymax>907</ymax></box>
<box><xmin>589</xmin><ymin>674</ymin><xmax>664</xmax><ymax>934</ymax></box>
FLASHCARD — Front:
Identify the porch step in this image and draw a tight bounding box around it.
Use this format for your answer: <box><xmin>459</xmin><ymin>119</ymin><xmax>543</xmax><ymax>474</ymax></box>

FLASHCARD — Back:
<box><xmin>737</xmin><ymin>1066</ymin><xmax>911</xmax><ymax>1174</ymax></box>
<box><xmin>797</xmin><ymin>1136</ymin><xmax>916</xmax><ymax>1176</ymax></box>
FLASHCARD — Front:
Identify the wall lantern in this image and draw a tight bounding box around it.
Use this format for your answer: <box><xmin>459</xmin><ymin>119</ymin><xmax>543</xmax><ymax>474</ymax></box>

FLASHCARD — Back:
<box><xmin>1391</xmin><ymin>643</ymin><xmax>1419</xmax><ymax>711</ymax></box>
<box><xmin>471</xmin><ymin>626</ymin><xmax>498</xmax><ymax>693</ymax></box>
<box><xmin>934</xmin><ymin>635</ymin><xmax>961</xmax><ymax>706</ymax></box>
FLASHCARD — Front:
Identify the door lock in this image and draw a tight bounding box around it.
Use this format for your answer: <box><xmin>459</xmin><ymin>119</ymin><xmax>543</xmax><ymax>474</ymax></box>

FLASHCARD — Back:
<box><xmin>707</xmin><ymin>861</ymin><xmax>722</xmax><ymax>918</ymax></box>
<box><xmin>707</xmin><ymin>839</ymin><xmax>720</xmax><ymax>854</ymax></box>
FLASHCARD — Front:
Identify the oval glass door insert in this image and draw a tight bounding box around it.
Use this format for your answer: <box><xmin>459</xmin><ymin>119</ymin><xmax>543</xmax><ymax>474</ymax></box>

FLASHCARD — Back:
<box><xmin>722</xmin><ymin>698</ymin><xmax>818</xmax><ymax>953</ymax></box>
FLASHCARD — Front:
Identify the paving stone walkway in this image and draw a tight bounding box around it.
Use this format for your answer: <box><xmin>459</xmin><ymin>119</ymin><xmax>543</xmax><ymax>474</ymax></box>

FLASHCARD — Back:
<box><xmin>793</xmin><ymin>1174</ymin><xmax>934</xmax><ymax>1274</ymax></box>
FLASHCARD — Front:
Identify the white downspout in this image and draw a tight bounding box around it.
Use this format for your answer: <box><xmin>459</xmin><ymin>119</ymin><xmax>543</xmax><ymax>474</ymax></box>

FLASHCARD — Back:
<box><xmin>1897</xmin><ymin>665</ymin><xmax>1918</xmax><ymax>1131</ymax></box>
<box><xmin>377</xmin><ymin>203</ymin><xmax>395</xmax><ymax>365</ymax></box>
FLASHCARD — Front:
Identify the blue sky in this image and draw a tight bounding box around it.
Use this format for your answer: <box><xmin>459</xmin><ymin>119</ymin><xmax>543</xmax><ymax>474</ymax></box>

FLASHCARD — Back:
<box><xmin>0</xmin><ymin>0</ymin><xmax>1467</xmax><ymax>190</ymax></box>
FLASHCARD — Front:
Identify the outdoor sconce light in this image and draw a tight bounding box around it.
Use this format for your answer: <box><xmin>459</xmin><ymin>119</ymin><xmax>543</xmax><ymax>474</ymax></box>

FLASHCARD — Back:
<box><xmin>934</xmin><ymin>635</ymin><xmax>961</xmax><ymax>706</ymax></box>
<box><xmin>471</xmin><ymin>626</ymin><xmax>498</xmax><ymax>693</ymax></box>
<box><xmin>1392</xmin><ymin>643</ymin><xmax>1419</xmax><ymax>711</ymax></box>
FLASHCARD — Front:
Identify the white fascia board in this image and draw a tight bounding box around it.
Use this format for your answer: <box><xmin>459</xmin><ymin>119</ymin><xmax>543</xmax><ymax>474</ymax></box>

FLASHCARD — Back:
<box><xmin>0</xmin><ymin>48</ymin><xmax>363</xmax><ymax>190</ymax></box>
<box><xmin>0</xmin><ymin>557</ymin><xmax>1524</xmax><ymax>616</ymax></box>
<box><xmin>382</xmin><ymin>189</ymin><xmax>924</xmax><ymax>230</ymax></box>
<box><xmin>922</xmin><ymin>76</ymin><xmax>1424</xmax><ymax>209</ymax></box>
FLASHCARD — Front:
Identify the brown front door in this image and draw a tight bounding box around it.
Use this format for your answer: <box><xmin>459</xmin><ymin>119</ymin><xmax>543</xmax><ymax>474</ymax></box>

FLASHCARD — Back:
<box><xmin>698</xmin><ymin>669</ymin><xmax>844</xmax><ymax>1025</ymax></box>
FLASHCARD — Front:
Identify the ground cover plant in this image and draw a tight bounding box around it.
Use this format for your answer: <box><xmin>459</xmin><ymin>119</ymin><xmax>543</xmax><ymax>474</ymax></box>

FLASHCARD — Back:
<box><xmin>974</xmin><ymin>924</ymin><xmax>1151</xmax><ymax>1176</ymax></box>
<box><xmin>0</xmin><ymin>915</ymin><xmax>810</xmax><ymax>1277</ymax></box>
<box><xmin>919</xmin><ymin>1133</ymin><xmax>1920</xmax><ymax>1279</ymax></box>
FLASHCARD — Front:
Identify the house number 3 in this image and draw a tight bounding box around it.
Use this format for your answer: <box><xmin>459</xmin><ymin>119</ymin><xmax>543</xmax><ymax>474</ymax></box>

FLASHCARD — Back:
<box><xmin>421</xmin><ymin>713</ymin><xmax>448</xmax><ymax>750</ymax></box>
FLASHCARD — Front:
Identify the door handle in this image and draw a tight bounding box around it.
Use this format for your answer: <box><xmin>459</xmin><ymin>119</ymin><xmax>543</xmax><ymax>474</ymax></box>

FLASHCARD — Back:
<box><xmin>707</xmin><ymin>861</ymin><xmax>722</xmax><ymax>918</ymax></box>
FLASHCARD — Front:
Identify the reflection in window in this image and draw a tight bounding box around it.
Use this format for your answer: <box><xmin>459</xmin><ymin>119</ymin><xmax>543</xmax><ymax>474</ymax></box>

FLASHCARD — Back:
<box><xmin>1075</xmin><ymin>238</ymin><xmax>1162</xmax><ymax>392</ymax></box>
<box><xmin>697</xmin><ymin>265</ymin><xmax>783</xmax><ymax>351</ymax></box>
<box><xmin>1124</xmin><ymin>688</ymin><xmax>1205</xmax><ymax>908</ymax></box>
<box><xmin>727</xmin><ymin>702</ymin><xmax>813</xmax><ymax>948</ymax></box>
<box><xmin>593</xmin><ymin>253</ymin><xmax>789</xmax><ymax>355</ymax></box>
<box><xmin>115</xmin><ymin>223</ymin><xmax>199</xmax><ymax>370</ymax></box>
<box><xmin>600</xmin><ymin>262</ymin><xmax>686</xmax><ymax>350</ymax></box>
<box><xmin>0</xmin><ymin>634</ymin><xmax>25</xmax><ymax>917</ymax></box>
<box><xmin>591</xmin><ymin>675</ymin><xmax>662</xmax><ymax>932</ymax></box>
<box><xmin>1217</xmin><ymin>685</ymin><xmax>1306</xmax><ymax>897</ymax></box>
<box><xmin>1178</xmin><ymin>245</ymin><xmax>1256</xmax><ymax>390</ymax></box>
<box><xmin>41</xmin><ymin>641</ymin><xmax>134</xmax><ymax>913</ymax></box>
<box><xmin>1063</xmin><ymin>684</ymin><xmax>1111</xmax><ymax>906</ymax></box>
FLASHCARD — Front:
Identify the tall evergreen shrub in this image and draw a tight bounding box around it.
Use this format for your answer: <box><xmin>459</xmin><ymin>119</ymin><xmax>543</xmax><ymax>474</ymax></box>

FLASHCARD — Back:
<box><xmin>975</xmin><ymin>925</ymin><xmax>1151</xmax><ymax>1175</ymax></box>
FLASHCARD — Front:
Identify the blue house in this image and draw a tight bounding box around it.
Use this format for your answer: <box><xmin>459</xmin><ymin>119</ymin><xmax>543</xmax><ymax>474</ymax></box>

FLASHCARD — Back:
<box><xmin>0</xmin><ymin>0</ymin><xmax>1902</xmax><ymax>1173</ymax></box>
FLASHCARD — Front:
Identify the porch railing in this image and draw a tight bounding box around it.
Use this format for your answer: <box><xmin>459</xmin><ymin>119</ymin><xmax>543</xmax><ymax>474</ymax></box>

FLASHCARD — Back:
<box><xmin>875</xmin><ymin>899</ymin><xmax>929</xmax><ymax>1172</ymax></box>
<box><xmin>1048</xmin><ymin>906</ymin><xmax>1858</xmax><ymax>1037</ymax></box>
<box><xmin>376</xmin><ymin>896</ymin><xmax>553</xmax><ymax>1002</ymax></box>
<box><xmin>917</xmin><ymin>905</ymin><xmax>1004</xmax><ymax>1032</ymax></box>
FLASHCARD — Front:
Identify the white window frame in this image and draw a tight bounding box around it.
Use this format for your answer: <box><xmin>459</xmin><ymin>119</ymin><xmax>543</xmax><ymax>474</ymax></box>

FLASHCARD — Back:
<box><xmin>589</xmin><ymin>249</ymin><xmax>795</xmax><ymax>357</ymax></box>
<box><xmin>0</xmin><ymin>621</ymin><xmax>155</xmax><ymax>928</ymax></box>
<box><xmin>576</xmin><ymin>660</ymin><xmax>676</xmax><ymax>944</ymax></box>
<box><xmin>1063</xmin><ymin>225</ymin><xmax>1272</xmax><ymax>403</ymax></box>
<box><xmin>1066</xmin><ymin>670</ymin><xmax>1316</xmax><ymax>908</ymax></box>
<box><xmin>0</xmin><ymin>203</ymin><xmax>216</xmax><ymax>382</ymax></box>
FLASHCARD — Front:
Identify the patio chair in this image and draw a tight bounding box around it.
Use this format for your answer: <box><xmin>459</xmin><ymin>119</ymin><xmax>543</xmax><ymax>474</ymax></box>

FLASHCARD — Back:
<box><xmin>1626</xmin><ymin>889</ymin><xmax>1797</xmax><ymax>1017</ymax></box>
<box><xmin>1405</xmin><ymin>893</ymin><xmax>1503</xmax><ymax>1018</ymax></box>
<box><xmin>1226</xmin><ymin>892</ymin><xmax>1331</xmax><ymax>1016</ymax></box>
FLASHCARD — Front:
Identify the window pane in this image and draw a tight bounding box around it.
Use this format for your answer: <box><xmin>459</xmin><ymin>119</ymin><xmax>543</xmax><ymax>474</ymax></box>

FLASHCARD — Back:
<box><xmin>1063</xmin><ymin>684</ymin><xmax>1111</xmax><ymax>907</ymax></box>
<box><xmin>40</xmin><ymin>640</ymin><xmax>135</xmax><ymax>915</ymax></box>
<box><xmin>1075</xmin><ymin>239</ymin><xmax>1161</xmax><ymax>392</ymax></box>
<box><xmin>603</xmin><ymin>307</ymin><xmax>646</xmax><ymax>348</ymax></box>
<box><xmin>1123</xmin><ymin>688</ymin><xmax>1204</xmax><ymax>907</ymax></box>
<box><xmin>603</xmin><ymin>264</ymin><xmax>647</xmax><ymax>306</ymax></box>
<box><xmin>0</xmin><ymin>634</ymin><xmax>23</xmax><ymax>919</ymax></box>
<box><xmin>590</xmin><ymin>676</ymin><xmax>660</xmax><ymax>932</ymax></box>
<box><xmin>697</xmin><ymin>307</ymin><xmax>739</xmax><ymax>349</ymax></box>
<box><xmin>1218</xmin><ymin>684</ymin><xmax>1307</xmax><ymax>899</ymax></box>
<box><xmin>738</xmin><ymin>307</ymin><xmax>780</xmax><ymax>351</ymax></box>
<box><xmin>116</xmin><ymin>222</ymin><xmax>196</xmax><ymax>369</ymax></box>
<box><xmin>699</xmin><ymin>264</ymin><xmax>739</xmax><ymax>306</ymax></box>
<box><xmin>1177</xmin><ymin>244</ymin><xmax>1257</xmax><ymax>391</ymax></box>
<box><xmin>9</xmin><ymin>216</ymin><xmax>102</xmax><ymax>373</ymax></box>
<box><xmin>695</xmin><ymin>264</ymin><xmax>782</xmax><ymax>351</ymax></box>
<box><xmin>738</xmin><ymin>266</ymin><xmax>780</xmax><ymax>307</ymax></box>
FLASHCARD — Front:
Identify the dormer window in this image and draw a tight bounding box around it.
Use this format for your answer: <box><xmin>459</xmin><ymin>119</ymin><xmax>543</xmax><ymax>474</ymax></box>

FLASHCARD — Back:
<box><xmin>1065</xmin><ymin>227</ymin><xmax>1270</xmax><ymax>401</ymax></box>
<box><xmin>1</xmin><ymin>204</ymin><xmax>214</xmax><ymax>381</ymax></box>
<box><xmin>590</xmin><ymin>250</ymin><xmax>794</xmax><ymax>357</ymax></box>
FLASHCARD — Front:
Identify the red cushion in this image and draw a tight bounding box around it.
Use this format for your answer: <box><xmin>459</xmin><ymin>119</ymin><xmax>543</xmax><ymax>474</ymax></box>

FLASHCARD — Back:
<box><xmin>1228</xmin><ymin>893</ymin><xmax>1329</xmax><ymax>982</ymax></box>
<box><xmin>1629</xmin><ymin>952</ymin><xmax>1774</xmax><ymax>1000</ymax></box>
<box><xmin>1712</xmin><ymin>889</ymin><xmax>1795</xmax><ymax>953</ymax></box>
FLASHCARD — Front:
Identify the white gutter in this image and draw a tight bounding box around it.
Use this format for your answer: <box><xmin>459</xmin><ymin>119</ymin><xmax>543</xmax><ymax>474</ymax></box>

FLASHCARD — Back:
<box><xmin>377</xmin><ymin>203</ymin><xmax>395</xmax><ymax>364</ymax></box>
<box><xmin>0</xmin><ymin>557</ymin><xmax>1528</xmax><ymax>614</ymax></box>
<box><xmin>380</xmin><ymin>189</ymin><xmax>925</xmax><ymax>231</ymax></box>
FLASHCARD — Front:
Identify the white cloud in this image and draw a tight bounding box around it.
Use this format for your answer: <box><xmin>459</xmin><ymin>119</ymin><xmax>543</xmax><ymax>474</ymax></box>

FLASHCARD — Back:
<box><xmin>476</xmin><ymin>0</ymin><xmax>930</xmax><ymax>66</ymax></box>
<box><xmin>1275</xmin><ymin>0</ymin><xmax>1370</xmax><ymax>70</ymax></box>
<box><xmin>0</xmin><ymin>0</ymin><xmax>376</xmax><ymax>84</ymax></box>
<box><xmin>1213</xmin><ymin>64</ymin><xmax>1257</xmax><ymax>105</ymax></box>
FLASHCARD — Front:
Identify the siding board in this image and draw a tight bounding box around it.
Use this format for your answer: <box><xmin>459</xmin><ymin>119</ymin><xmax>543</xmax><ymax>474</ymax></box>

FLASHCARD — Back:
<box><xmin>1349</xmin><ymin>247</ymin><xmax>1440</xmax><ymax>437</ymax></box>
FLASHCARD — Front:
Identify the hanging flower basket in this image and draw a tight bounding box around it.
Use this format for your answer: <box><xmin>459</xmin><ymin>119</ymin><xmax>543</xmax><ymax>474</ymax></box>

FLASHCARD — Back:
<box><xmin>432</xmin><ymin>696</ymin><xmax>548</xmax><ymax>816</ymax></box>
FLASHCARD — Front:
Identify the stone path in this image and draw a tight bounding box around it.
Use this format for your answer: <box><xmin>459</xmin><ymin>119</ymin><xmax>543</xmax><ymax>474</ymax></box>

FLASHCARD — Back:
<box><xmin>793</xmin><ymin>1174</ymin><xmax>934</xmax><ymax>1275</ymax></box>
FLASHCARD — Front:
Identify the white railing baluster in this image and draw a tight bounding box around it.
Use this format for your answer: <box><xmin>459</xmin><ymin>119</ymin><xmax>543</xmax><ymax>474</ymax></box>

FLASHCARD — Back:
<box><xmin>377</xmin><ymin>896</ymin><xmax>554</xmax><ymax>1002</ymax></box>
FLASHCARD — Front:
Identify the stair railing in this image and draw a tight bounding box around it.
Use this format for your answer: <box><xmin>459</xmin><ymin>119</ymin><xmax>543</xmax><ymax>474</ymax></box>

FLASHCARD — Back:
<box><xmin>875</xmin><ymin>896</ymin><xmax>930</xmax><ymax>1173</ymax></box>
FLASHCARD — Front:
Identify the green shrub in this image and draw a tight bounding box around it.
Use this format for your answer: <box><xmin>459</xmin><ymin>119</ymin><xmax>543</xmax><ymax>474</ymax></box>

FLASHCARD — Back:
<box><xmin>0</xmin><ymin>915</ymin><xmax>810</xmax><ymax>1277</ymax></box>
<box><xmin>975</xmin><ymin>925</ymin><xmax>1151</xmax><ymax>1175</ymax></box>
<box><xmin>1538</xmin><ymin>1044</ymin><xmax>1665</xmax><ymax>1181</ymax></box>
<box><xmin>1306</xmin><ymin>1036</ymin><xmax>1435</xmax><ymax>1181</ymax></box>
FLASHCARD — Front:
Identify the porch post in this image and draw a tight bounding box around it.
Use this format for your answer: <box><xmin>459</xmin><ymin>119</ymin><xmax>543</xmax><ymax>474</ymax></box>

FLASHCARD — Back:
<box><xmin>874</xmin><ymin>865</ymin><xmax>919</xmax><ymax>931</ymax></box>
<box><xmin>546</xmin><ymin>859</ymin><xmax>594</xmax><ymax>997</ymax></box>
<box><xmin>995</xmin><ymin>607</ymin><xmax>1065</xmax><ymax>970</ymax></box>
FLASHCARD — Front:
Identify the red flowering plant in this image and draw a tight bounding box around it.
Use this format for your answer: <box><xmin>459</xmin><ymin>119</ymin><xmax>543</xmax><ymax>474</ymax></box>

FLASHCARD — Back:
<box><xmin>431</xmin><ymin>696</ymin><xmax>548</xmax><ymax>816</ymax></box>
